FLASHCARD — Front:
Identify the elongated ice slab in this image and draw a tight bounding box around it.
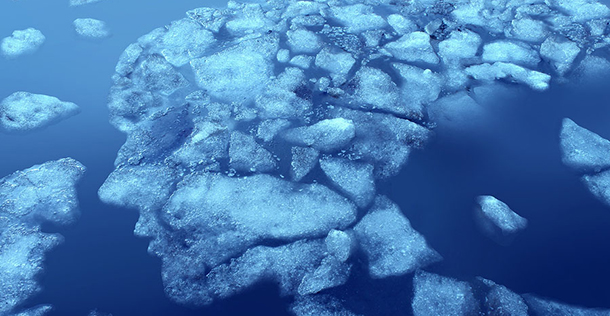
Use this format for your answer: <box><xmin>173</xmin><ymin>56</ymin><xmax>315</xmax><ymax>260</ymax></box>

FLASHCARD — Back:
<box><xmin>475</xmin><ymin>195</ymin><xmax>528</xmax><ymax>245</ymax></box>
<box><xmin>0</xmin><ymin>158</ymin><xmax>86</xmax><ymax>316</ymax></box>
<box><xmin>74</xmin><ymin>18</ymin><xmax>110</xmax><ymax>39</ymax></box>
<box><xmin>1</xmin><ymin>28</ymin><xmax>45</xmax><ymax>59</ymax></box>
<box><xmin>0</xmin><ymin>92</ymin><xmax>80</xmax><ymax>133</ymax></box>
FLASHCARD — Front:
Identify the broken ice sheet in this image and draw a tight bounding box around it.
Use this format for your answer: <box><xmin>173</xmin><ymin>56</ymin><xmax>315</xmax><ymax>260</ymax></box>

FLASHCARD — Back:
<box><xmin>0</xmin><ymin>92</ymin><xmax>80</xmax><ymax>133</ymax></box>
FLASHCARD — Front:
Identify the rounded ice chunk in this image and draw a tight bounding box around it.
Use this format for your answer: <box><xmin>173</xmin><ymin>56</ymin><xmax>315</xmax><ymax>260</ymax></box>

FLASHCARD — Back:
<box><xmin>354</xmin><ymin>197</ymin><xmax>441</xmax><ymax>278</ymax></box>
<box><xmin>73</xmin><ymin>18</ymin><xmax>110</xmax><ymax>39</ymax></box>
<box><xmin>560</xmin><ymin>118</ymin><xmax>610</xmax><ymax>172</ymax></box>
<box><xmin>1</xmin><ymin>28</ymin><xmax>45</xmax><ymax>59</ymax></box>
<box><xmin>475</xmin><ymin>196</ymin><xmax>528</xmax><ymax>245</ymax></box>
<box><xmin>0</xmin><ymin>92</ymin><xmax>80</xmax><ymax>133</ymax></box>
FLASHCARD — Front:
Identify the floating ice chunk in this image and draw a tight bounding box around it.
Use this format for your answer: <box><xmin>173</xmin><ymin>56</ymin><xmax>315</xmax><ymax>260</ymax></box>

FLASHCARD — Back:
<box><xmin>509</xmin><ymin>18</ymin><xmax>548</xmax><ymax>43</ymax></box>
<box><xmin>257</xmin><ymin>119</ymin><xmax>291</xmax><ymax>142</ymax></box>
<box><xmin>255</xmin><ymin>68</ymin><xmax>311</xmax><ymax>119</ymax></box>
<box><xmin>315</xmin><ymin>48</ymin><xmax>355</xmax><ymax>85</ymax></box>
<box><xmin>476</xmin><ymin>278</ymin><xmax>529</xmax><ymax>316</ymax></box>
<box><xmin>134</xmin><ymin>55</ymin><xmax>189</xmax><ymax>95</ymax></box>
<box><xmin>73</xmin><ymin>18</ymin><xmax>110</xmax><ymax>39</ymax></box>
<box><xmin>387</xmin><ymin>14</ymin><xmax>417</xmax><ymax>35</ymax></box>
<box><xmin>350</xmin><ymin>67</ymin><xmax>404</xmax><ymax>115</ymax></box>
<box><xmin>292</xmin><ymin>295</ymin><xmax>359</xmax><ymax>316</ymax></box>
<box><xmin>164</xmin><ymin>172</ymin><xmax>357</xmax><ymax>240</ymax></box>
<box><xmin>298</xmin><ymin>256</ymin><xmax>351</xmax><ymax>295</ymax></box>
<box><xmin>384</xmin><ymin>32</ymin><xmax>439</xmax><ymax>64</ymax></box>
<box><xmin>438</xmin><ymin>30</ymin><xmax>482</xmax><ymax>61</ymax></box>
<box><xmin>229</xmin><ymin>132</ymin><xmax>277</xmax><ymax>173</ymax></box>
<box><xmin>482</xmin><ymin>41</ymin><xmax>540</xmax><ymax>66</ymax></box>
<box><xmin>290</xmin><ymin>146</ymin><xmax>319</xmax><ymax>182</ymax></box>
<box><xmin>412</xmin><ymin>271</ymin><xmax>479</xmax><ymax>316</ymax></box>
<box><xmin>325</xmin><ymin>229</ymin><xmax>353</xmax><ymax>262</ymax></box>
<box><xmin>475</xmin><ymin>196</ymin><xmax>528</xmax><ymax>245</ymax></box>
<box><xmin>115</xmin><ymin>43</ymin><xmax>143</xmax><ymax>76</ymax></box>
<box><xmin>191</xmin><ymin>48</ymin><xmax>271</xmax><ymax>103</ymax></box>
<box><xmin>160</xmin><ymin>19</ymin><xmax>216</xmax><ymax>67</ymax></box>
<box><xmin>465</xmin><ymin>62</ymin><xmax>551</xmax><ymax>91</ymax></box>
<box><xmin>186</xmin><ymin>7</ymin><xmax>226</xmax><ymax>33</ymax></box>
<box><xmin>99</xmin><ymin>164</ymin><xmax>180</xmax><ymax>211</ymax></box>
<box><xmin>277</xmin><ymin>48</ymin><xmax>290</xmax><ymax>62</ymax></box>
<box><xmin>354</xmin><ymin>197</ymin><xmax>441</xmax><ymax>278</ymax></box>
<box><xmin>392</xmin><ymin>63</ymin><xmax>442</xmax><ymax>119</ymax></box>
<box><xmin>287</xmin><ymin>29</ymin><xmax>322</xmax><ymax>54</ymax></box>
<box><xmin>560</xmin><ymin>118</ymin><xmax>610</xmax><ymax>172</ymax></box>
<box><xmin>574</xmin><ymin>55</ymin><xmax>610</xmax><ymax>82</ymax></box>
<box><xmin>0</xmin><ymin>158</ymin><xmax>85</xmax><ymax>316</ymax></box>
<box><xmin>427</xmin><ymin>92</ymin><xmax>484</xmax><ymax>130</ymax></box>
<box><xmin>282</xmin><ymin>118</ymin><xmax>356</xmax><ymax>152</ymax></box>
<box><xmin>14</xmin><ymin>305</ymin><xmax>53</xmax><ymax>316</ymax></box>
<box><xmin>1</xmin><ymin>28</ymin><xmax>45</xmax><ymax>59</ymax></box>
<box><xmin>69</xmin><ymin>0</ymin><xmax>102</xmax><ymax>6</ymax></box>
<box><xmin>0</xmin><ymin>92</ymin><xmax>79</xmax><ymax>133</ymax></box>
<box><xmin>546</xmin><ymin>0</ymin><xmax>610</xmax><ymax>22</ymax></box>
<box><xmin>225</xmin><ymin>3</ymin><xmax>271</xmax><ymax>35</ymax></box>
<box><xmin>583</xmin><ymin>170</ymin><xmax>610</xmax><ymax>207</ymax></box>
<box><xmin>329</xmin><ymin>4</ymin><xmax>387</xmax><ymax>33</ymax></box>
<box><xmin>524</xmin><ymin>294</ymin><xmax>610</xmax><ymax>315</ymax></box>
<box><xmin>290</xmin><ymin>55</ymin><xmax>313</xmax><ymax>68</ymax></box>
<box><xmin>540</xmin><ymin>37</ymin><xmax>580</xmax><ymax>75</ymax></box>
<box><xmin>320</xmin><ymin>157</ymin><xmax>375</xmax><ymax>208</ymax></box>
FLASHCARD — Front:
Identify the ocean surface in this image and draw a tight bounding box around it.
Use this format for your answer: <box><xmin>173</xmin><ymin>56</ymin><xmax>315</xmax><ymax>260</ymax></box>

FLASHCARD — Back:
<box><xmin>1</xmin><ymin>0</ymin><xmax>610</xmax><ymax>315</ymax></box>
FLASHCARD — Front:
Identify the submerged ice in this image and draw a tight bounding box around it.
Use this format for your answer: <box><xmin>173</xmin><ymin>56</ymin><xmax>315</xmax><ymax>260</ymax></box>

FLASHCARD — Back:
<box><xmin>475</xmin><ymin>195</ymin><xmax>528</xmax><ymax>245</ymax></box>
<box><xmin>99</xmin><ymin>0</ymin><xmax>610</xmax><ymax>314</ymax></box>
<box><xmin>0</xmin><ymin>158</ymin><xmax>86</xmax><ymax>316</ymax></box>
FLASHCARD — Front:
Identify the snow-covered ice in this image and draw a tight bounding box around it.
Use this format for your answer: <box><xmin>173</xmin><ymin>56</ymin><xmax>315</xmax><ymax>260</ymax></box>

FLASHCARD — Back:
<box><xmin>0</xmin><ymin>92</ymin><xmax>80</xmax><ymax>133</ymax></box>
<box><xmin>73</xmin><ymin>18</ymin><xmax>110</xmax><ymax>39</ymax></box>
<box><xmin>1</xmin><ymin>28</ymin><xmax>45</xmax><ymax>59</ymax></box>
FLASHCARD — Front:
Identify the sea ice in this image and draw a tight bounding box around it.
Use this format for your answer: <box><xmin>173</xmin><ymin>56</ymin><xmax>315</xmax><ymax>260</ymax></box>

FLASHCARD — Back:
<box><xmin>482</xmin><ymin>41</ymin><xmax>540</xmax><ymax>67</ymax></box>
<box><xmin>582</xmin><ymin>170</ymin><xmax>610</xmax><ymax>207</ymax></box>
<box><xmin>1</xmin><ymin>28</ymin><xmax>45</xmax><ymax>58</ymax></box>
<box><xmin>290</xmin><ymin>146</ymin><xmax>319</xmax><ymax>182</ymax></box>
<box><xmin>384</xmin><ymin>32</ymin><xmax>439</xmax><ymax>64</ymax></box>
<box><xmin>476</xmin><ymin>278</ymin><xmax>529</xmax><ymax>316</ymax></box>
<box><xmin>291</xmin><ymin>295</ymin><xmax>359</xmax><ymax>316</ymax></box>
<box><xmin>540</xmin><ymin>37</ymin><xmax>581</xmax><ymax>75</ymax></box>
<box><xmin>0</xmin><ymin>92</ymin><xmax>80</xmax><ymax>133</ymax></box>
<box><xmin>412</xmin><ymin>271</ymin><xmax>479</xmax><ymax>316</ymax></box>
<box><xmin>73</xmin><ymin>18</ymin><xmax>110</xmax><ymax>39</ymax></box>
<box><xmin>560</xmin><ymin>118</ymin><xmax>610</xmax><ymax>172</ymax></box>
<box><xmin>69</xmin><ymin>0</ymin><xmax>102</xmax><ymax>6</ymax></box>
<box><xmin>524</xmin><ymin>294</ymin><xmax>610</xmax><ymax>315</ymax></box>
<box><xmin>282</xmin><ymin>118</ymin><xmax>356</xmax><ymax>152</ymax></box>
<box><xmin>354</xmin><ymin>197</ymin><xmax>441</xmax><ymax>278</ymax></box>
<box><xmin>475</xmin><ymin>195</ymin><xmax>528</xmax><ymax>245</ymax></box>
<box><xmin>320</xmin><ymin>157</ymin><xmax>375</xmax><ymax>208</ymax></box>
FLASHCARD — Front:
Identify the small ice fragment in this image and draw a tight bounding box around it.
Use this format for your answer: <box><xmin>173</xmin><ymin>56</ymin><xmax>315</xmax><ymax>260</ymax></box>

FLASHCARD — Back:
<box><xmin>354</xmin><ymin>197</ymin><xmax>441</xmax><ymax>278</ymax></box>
<box><xmin>287</xmin><ymin>29</ymin><xmax>322</xmax><ymax>54</ymax></box>
<box><xmin>475</xmin><ymin>195</ymin><xmax>528</xmax><ymax>245</ymax></box>
<box><xmin>560</xmin><ymin>118</ymin><xmax>610</xmax><ymax>172</ymax></box>
<box><xmin>290</xmin><ymin>146</ymin><xmax>319</xmax><ymax>182</ymax></box>
<box><xmin>325</xmin><ymin>229</ymin><xmax>353</xmax><ymax>262</ymax></box>
<box><xmin>73</xmin><ymin>18</ymin><xmax>110</xmax><ymax>39</ymax></box>
<box><xmin>1</xmin><ymin>28</ymin><xmax>45</xmax><ymax>58</ymax></box>
<box><xmin>0</xmin><ymin>92</ymin><xmax>79</xmax><ymax>133</ymax></box>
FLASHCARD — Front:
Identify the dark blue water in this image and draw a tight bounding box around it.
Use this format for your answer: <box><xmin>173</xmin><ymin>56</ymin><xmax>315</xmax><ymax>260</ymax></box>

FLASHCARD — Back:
<box><xmin>2</xmin><ymin>0</ymin><xmax>610</xmax><ymax>315</ymax></box>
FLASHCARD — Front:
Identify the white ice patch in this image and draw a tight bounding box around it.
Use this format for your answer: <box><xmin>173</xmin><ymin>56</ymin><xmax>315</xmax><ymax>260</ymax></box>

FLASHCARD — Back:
<box><xmin>1</xmin><ymin>28</ymin><xmax>45</xmax><ymax>59</ymax></box>
<box><xmin>475</xmin><ymin>195</ymin><xmax>528</xmax><ymax>245</ymax></box>
<box><xmin>282</xmin><ymin>118</ymin><xmax>355</xmax><ymax>152</ymax></box>
<box><xmin>73</xmin><ymin>18</ymin><xmax>110</xmax><ymax>39</ymax></box>
<box><xmin>384</xmin><ymin>32</ymin><xmax>439</xmax><ymax>64</ymax></box>
<box><xmin>354</xmin><ymin>197</ymin><xmax>441</xmax><ymax>278</ymax></box>
<box><xmin>0</xmin><ymin>92</ymin><xmax>80</xmax><ymax>133</ymax></box>
<box><xmin>560</xmin><ymin>118</ymin><xmax>610</xmax><ymax>172</ymax></box>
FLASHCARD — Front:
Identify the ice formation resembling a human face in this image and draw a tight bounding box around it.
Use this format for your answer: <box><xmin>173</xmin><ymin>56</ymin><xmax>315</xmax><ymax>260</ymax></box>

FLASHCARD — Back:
<box><xmin>95</xmin><ymin>0</ymin><xmax>610</xmax><ymax>314</ymax></box>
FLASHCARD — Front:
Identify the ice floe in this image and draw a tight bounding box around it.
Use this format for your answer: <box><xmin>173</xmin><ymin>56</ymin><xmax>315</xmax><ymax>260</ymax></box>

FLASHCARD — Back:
<box><xmin>1</xmin><ymin>28</ymin><xmax>45</xmax><ymax>59</ymax></box>
<box><xmin>0</xmin><ymin>92</ymin><xmax>80</xmax><ymax>133</ymax></box>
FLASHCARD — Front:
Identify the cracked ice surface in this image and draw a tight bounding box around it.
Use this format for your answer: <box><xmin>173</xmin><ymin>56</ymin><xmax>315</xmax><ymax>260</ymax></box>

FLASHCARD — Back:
<box><xmin>100</xmin><ymin>0</ymin><xmax>610</xmax><ymax>313</ymax></box>
<box><xmin>1</xmin><ymin>28</ymin><xmax>45</xmax><ymax>59</ymax></box>
<box><xmin>0</xmin><ymin>92</ymin><xmax>80</xmax><ymax>133</ymax></box>
<box><xmin>0</xmin><ymin>158</ymin><xmax>86</xmax><ymax>316</ymax></box>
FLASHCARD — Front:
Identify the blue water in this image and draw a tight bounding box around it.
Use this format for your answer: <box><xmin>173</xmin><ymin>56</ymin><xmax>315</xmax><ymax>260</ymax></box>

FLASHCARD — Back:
<box><xmin>2</xmin><ymin>0</ymin><xmax>610</xmax><ymax>315</ymax></box>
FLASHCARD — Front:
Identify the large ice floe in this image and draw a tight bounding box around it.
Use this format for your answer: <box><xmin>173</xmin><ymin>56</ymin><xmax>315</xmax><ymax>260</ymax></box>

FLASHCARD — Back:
<box><xmin>561</xmin><ymin>118</ymin><xmax>610</xmax><ymax>208</ymax></box>
<box><xmin>0</xmin><ymin>158</ymin><xmax>86</xmax><ymax>316</ymax></box>
<box><xmin>99</xmin><ymin>0</ymin><xmax>610</xmax><ymax>314</ymax></box>
<box><xmin>1</xmin><ymin>28</ymin><xmax>45</xmax><ymax>59</ymax></box>
<box><xmin>0</xmin><ymin>92</ymin><xmax>80</xmax><ymax>133</ymax></box>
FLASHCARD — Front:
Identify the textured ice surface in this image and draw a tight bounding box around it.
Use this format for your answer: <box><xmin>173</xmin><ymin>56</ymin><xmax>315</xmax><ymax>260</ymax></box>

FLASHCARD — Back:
<box><xmin>100</xmin><ymin>0</ymin><xmax>610</xmax><ymax>312</ymax></box>
<box><xmin>475</xmin><ymin>195</ymin><xmax>528</xmax><ymax>245</ymax></box>
<box><xmin>412</xmin><ymin>271</ymin><xmax>479</xmax><ymax>316</ymax></box>
<box><xmin>1</xmin><ymin>28</ymin><xmax>45</xmax><ymax>59</ymax></box>
<box><xmin>354</xmin><ymin>197</ymin><xmax>441</xmax><ymax>278</ymax></box>
<box><xmin>560</xmin><ymin>118</ymin><xmax>610</xmax><ymax>172</ymax></box>
<box><xmin>69</xmin><ymin>0</ymin><xmax>102</xmax><ymax>6</ymax></box>
<box><xmin>475</xmin><ymin>278</ymin><xmax>529</xmax><ymax>316</ymax></box>
<box><xmin>291</xmin><ymin>295</ymin><xmax>359</xmax><ymax>316</ymax></box>
<box><xmin>0</xmin><ymin>92</ymin><xmax>80</xmax><ymax>133</ymax></box>
<box><xmin>73</xmin><ymin>18</ymin><xmax>110</xmax><ymax>39</ymax></box>
<box><xmin>524</xmin><ymin>294</ymin><xmax>610</xmax><ymax>315</ymax></box>
<box><xmin>0</xmin><ymin>158</ymin><xmax>85</xmax><ymax>316</ymax></box>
